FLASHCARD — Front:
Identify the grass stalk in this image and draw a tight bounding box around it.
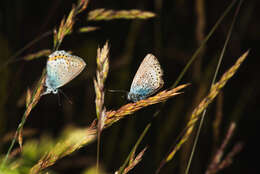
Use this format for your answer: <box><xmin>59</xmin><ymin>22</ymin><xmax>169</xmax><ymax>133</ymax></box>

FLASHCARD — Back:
<box><xmin>94</xmin><ymin>42</ymin><xmax>110</xmax><ymax>173</ymax></box>
<box><xmin>0</xmin><ymin>71</ymin><xmax>45</xmax><ymax>169</ymax></box>
<box><xmin>155</xmin><ymin>1</ymin><xmax>239</xmax><ymax>173</ymax></box>
<box><xmin>1</xmin><ymin>0</ymin><xmax>90</xmax><ymax>170</ymax></box>
<box><xmin>205</xmin><ymin>123</ymin><xmax>243</xmax><ymax>174</ymax></box>
<box><xmin>117</xmin><ymin>124</ymin><xmax>151</xmax><ymax>174</ymax></box>
<box><xmin>88</xmin><ymin>9</ymin><xmax>155</xmax><ymax>21</ymax></box>
<box><xmin>30</xmin><ymin>84</ymin><xmax>187</xmax><ymax>173</ymax></box>
<box><xmin>172</xmin><ymin>0</ymin><xmax>237</xmax><ymax>89</ymax></box>
<box><xmin>165</xmin><ymin>50</ymin><xmax>249</xmax><ymax>162</ymax></box>
<box><xmin>0</xmin><ymin>31</ymin><xmax>52</xmax><ymax>71</ymax></box>
<box><xmin>116</xmin><ymin>0</ymin><xmax>239</xmax><ymax>173</ymax></box>
<box><xmin>185</xmin><ymin>0</ymin><xmax>243</xmax><ymax>173</ymax></box>
<box><xmin>105</xmin><ymin>84</ymin><xmax>188</xmax><ymax>127</ymax></box>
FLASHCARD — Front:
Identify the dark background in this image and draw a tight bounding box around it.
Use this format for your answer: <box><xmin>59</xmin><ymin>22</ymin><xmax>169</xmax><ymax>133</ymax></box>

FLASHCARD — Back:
<box><xmin>0</xmin><ymin>0</ymin><xmax>259</xmax><ymax>173</ymax></box>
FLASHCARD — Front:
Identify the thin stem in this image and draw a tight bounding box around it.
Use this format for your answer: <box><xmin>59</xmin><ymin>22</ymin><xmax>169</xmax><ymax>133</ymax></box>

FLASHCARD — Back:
<box><xmin>1</xmin><ymin>70</ymin><xmax>45</xmax><ymax>169</ymax></box>
<box><xmin>118</xmin><ymin>123</ymin><xmax>151</xmax><ymax>174</ymax></box>
<box><xmin>172</xmin><ymin>0</ymin><xmax>237</xmax><ymax>89</ymax></box>
<box><xmin>0</xmin><ymin>30</ymin><xmax>52</xmax><ymax>71</ymax></box>
<box><xmin>185</xmin><ymin>1</ymin><xmax>243</xmax><ymax>173</ymax></box>
<box><xmin>0</xmin><ymin>111</ymin><xmax>27</xmax><ymax>169</ymax></box>
<box><xmin>96</xmin><ymin>130</ymin><xmax>101</xmax><ymax>173</ymax></box>
<box><xmin>155</xmin><ymin>0</ymin><xmax>238</xmax><ymax>173</ymax></box>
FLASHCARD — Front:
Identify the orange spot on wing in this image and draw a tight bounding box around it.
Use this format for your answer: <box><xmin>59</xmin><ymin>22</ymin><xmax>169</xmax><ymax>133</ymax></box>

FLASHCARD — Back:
<box><xmin>48</xmin><ymin>55</ymin><xmax>67</xmax><ymax>61</ymax></box>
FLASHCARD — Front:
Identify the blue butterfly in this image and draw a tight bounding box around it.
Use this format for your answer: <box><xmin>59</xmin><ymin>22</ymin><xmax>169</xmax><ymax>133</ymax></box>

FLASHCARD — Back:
<box><xmin>127</xmin><ymin>54</ymin><xmax>164</xmax><ymax>102</ymax></box>
<box><xmin>43</xmin><ymin>50</ymin><xmax>86</xmax><ymax>95</ymax></box>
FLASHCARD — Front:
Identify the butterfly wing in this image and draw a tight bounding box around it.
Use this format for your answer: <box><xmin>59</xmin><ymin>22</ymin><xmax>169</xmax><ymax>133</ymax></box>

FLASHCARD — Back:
<box><xmin>128</xmin><ymin>54</ymin><xmax>164</xmax><ymax>102</ymax></box>
<box><xmin>46</xmin><ymin>51</ymin><xmax>86</xmax><ymax>90</ymax></box>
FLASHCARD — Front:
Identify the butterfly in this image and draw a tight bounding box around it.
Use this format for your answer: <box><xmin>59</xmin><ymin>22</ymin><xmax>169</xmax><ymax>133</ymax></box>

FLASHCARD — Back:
<box><xmin>127</xmin><ymin>54</ymin><xmax>164</xmax><ymax>102</ymax></box>
<box><xmin>42</xmin><ymin>50</ymin><xmax>86</xmax><ymax>95</ymax></box>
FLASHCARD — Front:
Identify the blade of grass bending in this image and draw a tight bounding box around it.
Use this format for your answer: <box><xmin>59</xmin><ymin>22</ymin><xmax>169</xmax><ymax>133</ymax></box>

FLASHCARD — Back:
<box><xmin>156</xmin><ymin>0</ymin><xmax>238</xmax><ymax>125</ymax></box>
<box><xmin>164</xmin><ymin>50</ymin><xmax>249</xmax><ymax>165</ymax></box>
<box><xmin>172</xmin><ymin>0</ymin><xmax>237</xmax><ymax>89</ymax></box>
<box><xmin>185</xmin><ymin>1</ymin><xmax>243</xmax><ymax>174</ymax></box>
<box><xmin>53</xmin><ymin>0</ymin><xmax>89</xmax><ymax>51</ymax></box>
<box><xmin>155</xmin><ymin>0</ymin><xmax>238</xmax><ymax>173</ymax></box>
<box><xmin>87</xmin><ymin>9</ymin><xmax>155</xmax><ymax>21</ymax></box>
<box><xmin>97</xmin><ymin>123</ymin><xmax>101</xmax><ymax>174</ymax></box>
<box><xmin>117</xmin><ymin>123</ymin><xmax>151</xmax><ymax>174</ymax></box>
<box><xmin>0</xmin><ymin>69</ymin><xmax>45</xmax><ymax>169</ymax></box>
<box><xmin>115</xmin><ymin>0</ymin><xmax>238</xmax><ymax>173</ymax></box>
<box><xmin>0</xmin><ymin>31</ymin><xmax>52</xmax><ymax>71</ymax></box>
<box><xmin>155</xmin><ymin>48</ymin><xmax>247</xmax><ymax>173</ymax></box>
<box><xmin>95</xmin><ymin>42</ymin><xmax>110</xmax><ymax>173</ymax></box>
<box><xmin>97</xmin><ymin>110</ymin><xmax>106</xmax><ymax>174</ymax></box>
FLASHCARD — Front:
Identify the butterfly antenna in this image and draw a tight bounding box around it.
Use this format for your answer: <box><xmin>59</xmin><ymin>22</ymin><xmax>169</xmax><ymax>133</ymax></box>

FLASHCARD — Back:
<box><xmin>107</xmin><ymin>89</ymin><xmax>129</xmax><ymax>102</ymax></box>
<box><xmin>59</xmin><ymin>90</ymin><xmax>73</xmax><ymax>104</ymax></box>
<box><xmin>107</xmin><ymin>89</ymin><xmax>128</xmax><ymax>93</ymax></box>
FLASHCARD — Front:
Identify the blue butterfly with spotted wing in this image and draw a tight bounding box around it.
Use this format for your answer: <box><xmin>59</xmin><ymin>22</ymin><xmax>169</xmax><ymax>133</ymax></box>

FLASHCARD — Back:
<box><xmin>127</xmin><ymin>54</ymin><xmax>164</xmax><ymax>102</ymax></box>
<box><xmin>43</xmin><ymin>50</ymin><xmax>86</xmax><ymax>95</ymax></box>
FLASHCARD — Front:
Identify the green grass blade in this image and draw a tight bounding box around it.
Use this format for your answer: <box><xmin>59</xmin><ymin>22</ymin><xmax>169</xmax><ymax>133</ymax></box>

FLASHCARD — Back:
<box><xmin>117</xmin><ymin>123</ymin><xmax>151</xmax><ymax>174</ymax></box>
<box><xmin>185</xmin><ymin>1</ymin><xmax>244</xmax><ymax>173</ymax></box>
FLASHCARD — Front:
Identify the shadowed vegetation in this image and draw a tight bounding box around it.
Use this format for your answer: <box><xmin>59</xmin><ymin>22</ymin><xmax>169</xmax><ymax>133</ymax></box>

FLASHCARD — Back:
<box><xmin>0</xmin><ymin>0</ymin><xmax>258</xmax><ymax>174</ymax></box>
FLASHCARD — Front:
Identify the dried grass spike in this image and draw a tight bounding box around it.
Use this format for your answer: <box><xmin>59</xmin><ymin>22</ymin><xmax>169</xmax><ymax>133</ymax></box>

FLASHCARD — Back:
<box><xmin>165</xmin><ymin>50</ymin><xmax>249</xmax><ymax>162</ymax></box>
<box><xmin>88</xmin><ymin>9</ymin><xmax>156</xmax><ymax>21</ymax></box>
<box><xmin>105</xmin><ymin>84</ymin><xmax>189</xmax><ymax>127</ymax></box>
